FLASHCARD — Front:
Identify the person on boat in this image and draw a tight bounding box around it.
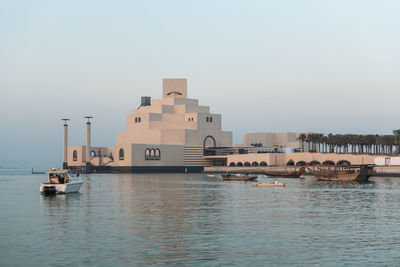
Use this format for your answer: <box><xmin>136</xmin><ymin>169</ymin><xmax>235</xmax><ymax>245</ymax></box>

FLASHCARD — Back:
<box><xmin>57</xmin><ymin>174</ymin><xmax>65</xmax><ymax>184</ymax></box>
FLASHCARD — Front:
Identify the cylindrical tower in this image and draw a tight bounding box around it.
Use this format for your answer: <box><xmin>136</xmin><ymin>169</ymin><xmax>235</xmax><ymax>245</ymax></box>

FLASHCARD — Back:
<box><xmin>62</xmin><ymin>119</ymin><xmax>69</xmax><ymax>169</ymax></box>
<box><xmin>84</xmin><ymin>116</ymin><xmax>93</xmax><ymax>172</ymax></box>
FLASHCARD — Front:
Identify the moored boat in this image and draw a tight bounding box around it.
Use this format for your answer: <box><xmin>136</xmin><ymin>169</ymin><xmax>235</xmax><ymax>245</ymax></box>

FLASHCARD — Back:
<box><xmin>40</xmin><ymin>169</ymin><xmax>84</xmax><ymax>194</ymax></box>
<box><xmin>308</xmin><ymin>165</ymin><xmax>373</xmax><ymax>182</ymax></box>
<box><xmin>221</xmin><ymin>173</ymin><xmax>258</xmax><ymax>181</ymax></box>
<box><xmin>259</xmin><ymin>167</ymin><xmax>305</xmax><ymax>178</ymax></box>
<box><xmin>252</xmin><ymin>181</ymin><xmax>285</xmax><ymax>187</ymax></box>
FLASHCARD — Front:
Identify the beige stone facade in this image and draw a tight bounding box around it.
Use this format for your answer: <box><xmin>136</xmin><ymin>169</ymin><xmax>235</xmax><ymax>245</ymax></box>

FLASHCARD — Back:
<box><xmin>64</xmin><ymin>78</ymin><xmax>377</xmax><ymax>172</ymax></box>
<box><xmin>243</xmin><ymin>132</ymin><xmax>304</xmax><ymax>152</ymax></box>
<box><xmin>227</xmin><ymin>152</ymin><xmax>376</xmax><ymax>167</ymax></box>
<box><xmin>66</xmin><ymin>79</ymin><xmax>232</xmax><ymax>171</ymax></box>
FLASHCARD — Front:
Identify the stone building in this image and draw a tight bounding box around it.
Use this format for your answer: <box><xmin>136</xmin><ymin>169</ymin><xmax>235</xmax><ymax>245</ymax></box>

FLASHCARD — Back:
<box><xmin>243</xmin><ymin>132</ymin><xmax>303</xmax><ymax>152</ymax></box>
<box><xmin>64</xmin><ymin>79</ymin><xmax>232</xmax><ymax>172</ymax></box>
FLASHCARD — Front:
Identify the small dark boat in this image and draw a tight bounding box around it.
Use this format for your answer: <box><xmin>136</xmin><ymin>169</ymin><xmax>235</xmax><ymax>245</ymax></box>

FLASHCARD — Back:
<box><xmin>259</xmin><ymin>167</ymin><xmax>305</xmax><ymax>178</ymax></box>
<box><xmin>308</xmin><ymin>165</ymin><xmax>373</xmax><ymax>182</ymax></box>
<box><xmin>221</xmin><ymin>173</ymin><xmax>258</xmax><ymax>181</ymax></box>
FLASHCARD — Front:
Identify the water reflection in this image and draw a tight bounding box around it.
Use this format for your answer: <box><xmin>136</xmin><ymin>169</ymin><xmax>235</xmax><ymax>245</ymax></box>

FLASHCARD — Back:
<box><xmin>107</xmin><ymin>173</ymin><xmax>226</xmax><ymax>264</ymax></box>
<box><xmin>4</xmin><ymin>173</ymin><xmax>400</xmax><ymax>266</ymax></box>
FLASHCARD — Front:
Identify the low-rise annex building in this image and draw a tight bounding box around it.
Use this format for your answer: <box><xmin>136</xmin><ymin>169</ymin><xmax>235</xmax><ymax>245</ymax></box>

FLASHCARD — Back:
<box><xmin>243</xmin><ymin>132</ymin><xmax>305</xmax><ymax>152</ymax></box>
<box><xmin>65</xmin><ymin>79</ymin><xmax>233</xmax><ymax>172</ymax></box>
<box><xmin>226</xmin><ymin>152</ymin><xmax>376</xmax><ymax>167</ymax></box>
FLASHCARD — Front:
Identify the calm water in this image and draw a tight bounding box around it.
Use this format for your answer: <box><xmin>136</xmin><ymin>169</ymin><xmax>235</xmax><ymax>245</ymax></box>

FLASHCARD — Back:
<box><xmin>1</xmin><ymin>170</ymin><xmax>400</xmax><ymax>266</ymax></box>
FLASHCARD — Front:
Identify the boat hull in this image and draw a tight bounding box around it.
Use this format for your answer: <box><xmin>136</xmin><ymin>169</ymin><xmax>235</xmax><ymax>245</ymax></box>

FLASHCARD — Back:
<box><xmin>40</xmin><ymin>181</ymin><xmax>84</xmax><ymax>194</ymax></box>
<box><xmin>252</xmin><ymin>182</ymin><xmax>285</xmax><ymax>187</ymax></box>
<box><xmin>221</xmin><ymin>174</ymin><xmax>258</xmax><ymax>181</ymax></box>
<box><xmin>310</xmin><ymin>165</ymin><xmax>372</xmax><ymax>182</ymax></box>
<box><xmin>260</xmin><ymin>167</ymin><xmax>305</xmax><ymax>178</ymax></box>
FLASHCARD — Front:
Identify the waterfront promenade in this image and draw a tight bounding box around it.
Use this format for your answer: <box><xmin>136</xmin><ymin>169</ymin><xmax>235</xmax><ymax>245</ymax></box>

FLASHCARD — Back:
<box><xmin>205</xmin><ymin>165</ymin><xmax>400</xmax><ymax>177</ymax></box>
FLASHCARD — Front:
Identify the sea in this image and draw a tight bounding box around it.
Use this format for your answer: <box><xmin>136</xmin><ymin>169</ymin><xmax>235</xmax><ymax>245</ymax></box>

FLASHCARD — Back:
<box><xmin>1</xmin><ymin>169</ymin><xmax>400</xmax><ymax>266</ymax></box>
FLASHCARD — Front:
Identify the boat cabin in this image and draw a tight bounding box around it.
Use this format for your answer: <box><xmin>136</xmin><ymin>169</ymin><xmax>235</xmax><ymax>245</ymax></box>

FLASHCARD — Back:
<box><xmin>45</xmin><ymin>170</ymin><xmax>73</xmax><ymax>184</ymax></box>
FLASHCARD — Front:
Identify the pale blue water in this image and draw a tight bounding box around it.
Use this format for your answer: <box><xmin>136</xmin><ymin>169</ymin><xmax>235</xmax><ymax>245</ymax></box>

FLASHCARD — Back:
<box><xmin>1</xmin><ymin>170</ymin><xmax>400</xmax><ymax>266</ymax></box>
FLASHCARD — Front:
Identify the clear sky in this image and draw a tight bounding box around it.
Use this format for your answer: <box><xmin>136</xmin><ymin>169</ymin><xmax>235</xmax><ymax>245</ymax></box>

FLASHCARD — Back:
<box><xmin>1</xmin><ymin>0</ymin><xmax>400</xmax><ymax>169</ymax></box>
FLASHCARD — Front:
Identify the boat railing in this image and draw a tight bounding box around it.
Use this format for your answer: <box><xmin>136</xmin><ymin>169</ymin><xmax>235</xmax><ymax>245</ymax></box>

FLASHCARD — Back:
<box><xmin>312</xmin><ymin>164</ymin><xmax>375</xmax><ymax>173</ymax></box>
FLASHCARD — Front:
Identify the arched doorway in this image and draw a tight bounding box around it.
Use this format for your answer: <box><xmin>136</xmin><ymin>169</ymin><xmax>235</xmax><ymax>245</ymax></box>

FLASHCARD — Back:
<box><xmin>237</xmin><ymin>162</ymin><xmax>243</xmax><ymax>167</ymax></box>
<box><xmin>296</xmin><ymin>161</ymin><xmax>307</xmax><ymax>166</ymax></box>
<box><xmin>260</xmin><ymin>161</ymin><xmax>268</xmax><ymax>166</ymax></box>
<box><xmin>203</xmin><ymin>135</ymin><xmax>216</xmax><ymax>156</ymax></box>
<box><xmin>229</xmin><ymin>162</ymin><xmax>236</xmax><ymax>167</ymax></box>
<box><xmin>322</xmin><ymin>160</ymin><xmax>335</xmax><ymax>166</ymax></box>
<box><xmin>252</xmin><ymin>161</ymin><xmax>259</xmax><ymax>166</ymax></box>
<box><xmin>287</xmin><ymin>160</ymin><xmax>295</xmax><ymax>166</ymax></box>
<box><xmin>337</xmin><ymin>160</ymin><xmax>351</xmax><ymax>166</ymax></box>
<box><xmin>309</xmin><ymin>160</ymin><xmax>321</xmax><ymax>166</ymax></box>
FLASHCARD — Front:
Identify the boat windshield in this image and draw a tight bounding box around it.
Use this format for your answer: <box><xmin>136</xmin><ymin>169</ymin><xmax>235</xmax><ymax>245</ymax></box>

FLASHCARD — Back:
<box><xmin>47</xmin><ymin>171</ymin><xmax>74</xmax><ymax>184</ymax></box>
<box><xmin>49</xmin><ymin>173</ymin><xmax>66</xmax><ymax>179</ymax></box>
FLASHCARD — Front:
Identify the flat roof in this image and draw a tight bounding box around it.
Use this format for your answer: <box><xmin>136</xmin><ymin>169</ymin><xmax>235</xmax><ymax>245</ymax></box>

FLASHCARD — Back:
<box><xmin>45</xmin><ymin>170</ymin><xmax>69</xmax><ymax>174</ymax></box>
<box><xmin>203</xmin><ymin>155</ymin><xmax>228</xmax><ymax>159</ymax></box>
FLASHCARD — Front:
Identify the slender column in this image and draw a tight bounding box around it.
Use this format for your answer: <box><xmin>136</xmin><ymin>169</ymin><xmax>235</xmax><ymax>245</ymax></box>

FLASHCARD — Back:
<box><xmin>84</xmin><ymin>116</ymin><xmax>93</xmax><ymax>172</ymax></box>
<box><xmin>62</xmin><ymin>119</ymin><xmax>69</xmax><ymax>169</ymax></box>
<box><xmin>86</xmin><ymin>121</ymin><xmax>91</xmax><ymax>162</ymax></box>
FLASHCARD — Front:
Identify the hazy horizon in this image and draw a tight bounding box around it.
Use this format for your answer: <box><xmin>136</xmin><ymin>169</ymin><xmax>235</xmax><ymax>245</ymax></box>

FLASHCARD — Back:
<box><xmin>1</xmin><ymin>0</ymin><xmax>400</xmax><ymax>169</ymax></box>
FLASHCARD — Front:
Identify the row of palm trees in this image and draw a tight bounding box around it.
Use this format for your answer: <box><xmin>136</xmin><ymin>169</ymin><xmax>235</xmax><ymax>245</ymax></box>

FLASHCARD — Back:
<box><xmin>297</xmin><ymin>130</ymin><xmax>400</xmax><ymax>155</ymax></box>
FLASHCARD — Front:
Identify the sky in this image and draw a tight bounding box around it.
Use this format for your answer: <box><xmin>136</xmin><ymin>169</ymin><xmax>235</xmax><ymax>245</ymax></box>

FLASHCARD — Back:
<box><xmin>1</xmin><ymin>0</ymin><xmax>400</xmax><ymax>169</ymax></box>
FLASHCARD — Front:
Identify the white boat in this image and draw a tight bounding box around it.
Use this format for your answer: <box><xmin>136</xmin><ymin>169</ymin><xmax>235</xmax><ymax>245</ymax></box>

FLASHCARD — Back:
<box><xmin>252</xmin><ymin>181</ymin><xmax>285</xmax><ymax>187</ymax></box>
<box><xmin>40</xmin><ymin>169</ymin><xmax>84</xmax><ymax>194</ymax></box>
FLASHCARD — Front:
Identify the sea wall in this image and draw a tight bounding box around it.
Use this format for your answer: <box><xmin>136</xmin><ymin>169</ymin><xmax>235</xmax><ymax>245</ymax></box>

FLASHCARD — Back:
<box><xmin>204</xmin><ymin>166</ymin><xmax>400</xmax><ymax>177</ymax></box>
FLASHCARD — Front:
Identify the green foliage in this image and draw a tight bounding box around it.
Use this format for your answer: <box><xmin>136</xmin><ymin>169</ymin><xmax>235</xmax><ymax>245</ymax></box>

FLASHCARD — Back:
<box><xmin>296</xmin><ymin>130</ymin><xmax>400</xmax><ymax>155</ymax></box>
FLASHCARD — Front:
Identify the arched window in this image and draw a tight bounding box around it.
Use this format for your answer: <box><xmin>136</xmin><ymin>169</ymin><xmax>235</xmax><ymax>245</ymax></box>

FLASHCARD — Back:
<box><xmin>206</xmin><ymin>117</ymin><xmax>209</xmax><ymax>122</ymax></box>
<box><xmin>229</xmin><ymin>162</ymin><xmax>236</xmax><ymax>167</ymax></box>
<box><xmin>90</xmin><ymin>151</ymin><xmax>96</xmax><ymax>157</ymax></box>
<box><xmin>119</xmin><ymin>148</ymin><xmax>124</xmax><ymax>160</ymax></box>
<box><xmin>155</xmin><ymin>149</ymin><xmax>160</xmax><ymax>160</ymax></box>
<box><xmin>210</xmin><ymin>117</ymin><xmax>213</xmax><ymax>123</ymax></box>
<box><xmin>258</xmin><ymin>143</ymin><xmax>262</xmax><ymax>147</ymax></box>
<box><xmin>135</xmin><ymin>117</ymin><xmax>137</xmax><ymax>123</ymax></box>
<box><xmin>150</xmin><ymin>148</ymin><xmax>155</xmax><ymax>159</ymax></box>
<box><xmin>260</xmin><ymin>161</ymin><xmax>268</xmax><ymax>166</ymax></box>
<box><xmin>237</xmin><ymin>162</ymin><xmax>243</xmax><ymax>167</ymax></box>
<box><xmin>138</xmin><ymin>117</ymin><xmax>141</xmax><ymax>123</ymax></box>
<box><xmin>244</xmin><ymin>162</ymin><xmax>251</xmax><ymax>166</ymax></box>
<box><xmin>287</xmin><ymin>160</ymin><xmax>295</xmax><ymax>166</ymax></box>
<box><xmin>145</xmin><ymin>148</ymin><xmax>151</xmax><ymax>160</ymax></box>
<box><xmin>322</xmin><ymin>160</ymin><xmax>335</xmax><ymax>166</ymax></box>
<box><xmin>73</xmin><ymin>150</ymin><xmax>78</xmax><ymax>161</ymax></box>
<box><xmin>296</xmin><ymin>161</ymin><xmax>307</xmax><ymax>166</ymax></box>
<box><xmin>337</xmin><ymin>160</ymin><xmax>351</xmax><ymax>166</ymax></box>
<box><xmin>252</xmin><ymin>161</ymin><xmax>259</xmax><ymax>166</ymax></box>
<box><xmin>309</xmin><ymin>160</ymin><xmax>321</xmax><ymax>166</ymax></box>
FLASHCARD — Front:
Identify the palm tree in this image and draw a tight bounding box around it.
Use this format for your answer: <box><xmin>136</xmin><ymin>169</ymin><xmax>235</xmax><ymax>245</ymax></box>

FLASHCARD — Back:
<box><xmin>306</xmin><ymin>133</ymin><xmax>315</xmax><ymax>152</ymax></box>
<box><xmin>393</xmin><ymin>129</ymin><xmax>400</xmax><ymax>155</ymax></box>
<box><xmin>316</xmin><ymin>133</ymin><xmax>325</xmax><ymax>153</ymax></box>
<box><xmin>297</xmin><ymin>133</ymin><xmax>307</xmax><ymax>152</ymax></box>
<box><xmin>327</xmin><ymin>133</ymin><xmax>334</xmax><ymax>153</ymax></box>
